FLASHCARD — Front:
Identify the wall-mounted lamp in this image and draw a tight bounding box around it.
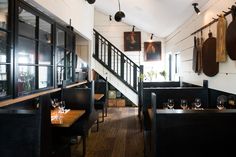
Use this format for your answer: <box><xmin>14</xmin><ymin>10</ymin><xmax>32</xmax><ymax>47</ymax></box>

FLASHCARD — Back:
<box><xmin>132</xmin><ymin>25</ymin><xmax>135</xmax><ymax>32</ymax></box>
<box><xmin>150</xmin><ymin>33</ymin><xmax>154</xmax><ymax>40</ymax></box>
<box><xmin>192</xmin><ymin>3</ymin><xmax>200</xmax><ymax>15</ymax></box>
<box><xmin>86</xmin><ymin>0</ymin><xmax>96</xmax><ymax>4</ymax></box>
<box><xmin>114</xmin><ymin>0</ymin><xmax>125</xmax><ymax>22</ymax></box>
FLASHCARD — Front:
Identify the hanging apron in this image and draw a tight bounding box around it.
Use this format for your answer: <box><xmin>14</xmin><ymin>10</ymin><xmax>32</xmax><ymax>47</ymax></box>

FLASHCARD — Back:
<box><xmin>216</xmin><ymin>14</ymin><xmax>227</xmax><ymax>62</ymax></box>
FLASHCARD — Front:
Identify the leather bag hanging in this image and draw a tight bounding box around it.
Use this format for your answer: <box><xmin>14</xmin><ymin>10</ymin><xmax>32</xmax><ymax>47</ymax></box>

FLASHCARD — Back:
<box><xmin>216</xmin><ymin>14</ymin><xmax>227</xmax><ymax>62</ymax></box>
<box><xmin>226</xmin><ymin>5</ymin><xmax>236</xmax><ymax>60</ymax></box>
<box><xmin>202</xmin><ymin>32</ymin><xmax>219</xmax><ymax>77</ymax></box>
<box><xmin>192</xmin><ymin>36</ymin><xmax>198</xmax><ymax>72</ymax></box>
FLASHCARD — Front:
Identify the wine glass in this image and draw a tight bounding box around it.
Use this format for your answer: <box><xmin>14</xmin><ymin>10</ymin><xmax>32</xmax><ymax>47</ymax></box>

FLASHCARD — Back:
<box><xmin>194</xmin><ymin>98</ymin><xmax>202</xmax><ymax>109</ymax></box>
<box><xmin>59</xmin><ymin>101</ymin><xmax>66</xmax><ymax>113</ymax></box>
<box><xmin>217</xmin><ymin>95</ymin><xmax>227</xmax><ymax>110</ymax></box>
<box><xmin>167</xmin><ymin>99</ymin><xmax>175</xmax><ymax>109</ymax></box>
<box><xmin>163</xmin><ymin>102</ymin><xmax>168</xmax><ymax>109</ymax></box>
<box><xmin>180</xmin><ymin>99</ymin><xmax>188</xmax><ymax>110</ymax></box>
<box><xmin>217</xmin><ymin>100</ymin><xmax>225</xmax><ymax>110</ymax></box>
<box><xmin>52</xmin><ymin>98</ymin><xmax>59</xmax><ymax>108</ymax></box>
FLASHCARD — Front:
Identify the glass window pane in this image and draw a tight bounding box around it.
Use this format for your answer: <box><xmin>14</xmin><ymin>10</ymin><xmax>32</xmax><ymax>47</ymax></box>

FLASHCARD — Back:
<box><xmin>39</xmin><ymin>66</ymin><xmax>52</xmax><ymax>88</ymax></box>
<box><xmin>56</xmin><ymin>28</ymin><xmax>65</xmax><ymax>47</ymax></box>
<box><xmin>39</xmin><ymin>43</ymin><xmax>51</xmax><ymax>65</ymax></box>
<box><xmin>66</xmin><ymin>67</ymin><xmax>72</xmax><ymax>82</ymax></box>
<box><xmin>66</xmin><ymin>50</ymin><xmax>72</xmax><ymax>67</ymax></box>
<box><xmin>17</xmin><ymin>37</ymin><xmax>35</xmax><ymax>64</ymax></box>
<box><xmin>56</xmin><ymin>47</ymin><xmax>64</xmax><ymax>66</ymax></box>
<box><xmin>66</xmin><ymin>34</ymin><xmax>73</xmax><ymax>50</ymax></box>
<box><xmin>0</xmin><ymin>0</ymin><xmax>8</xmax><ymax>29</ymax></box>
<box><xmin>0</xmin><ymin>64</ymin><xmax>8</xmax><ymax>97</ymax></box>
<box><xmin>57</xmin><ymin>66</ymin><xmax>64</xmax><ymax>85</ymax></box>
<box><xmin>39</xmin><ymin>19</ymin><xmax>51</xmax><ymax>43</ymax></box>
<box><xmin>0</xmin><ymin>81</ymin><xmax>8</xmax><ymax>97</ymax></box>
<box><xmin>17</xmin><ymin>66</ymin><xmax>35</xmax><ymax>95</ymax></box>
<box><xmin>0</xmin><ymin>31</ymin><xmax>7</xmax><ymax>62</ymax></box>
<box><xmin>18</xmin><ymin>8</ymin><xmax>36</xmax><ymax>38</ymax></box>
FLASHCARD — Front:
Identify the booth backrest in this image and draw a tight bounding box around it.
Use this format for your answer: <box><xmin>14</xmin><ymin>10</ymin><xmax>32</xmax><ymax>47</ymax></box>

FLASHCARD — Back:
<box><xmin>153</xmin><ymin>109</ymin><xmax>236</xmax><ymax>157</ymax></box>
<box><xmin>0</xmin><ymin>94</ymin><xmax>52</xmax><ymax>157</ymax></box>
<box><xmin>143</xmin><ymin>81</ymin><xmax>180</xmax><ymax>88</ymax></box>
<box><xmin>63</xmin><ymin>81</ymin><xmax>94</xmax><ymax>114</ymax></box>
<box><xmin>143</xmin><ymin>87</ymin><xmax>208</xmax><ymax>110</ymax></box>
<box><xmin>94</xmin><ymin>79</ymin><xmax>108</xmax><ymax>102</ymax></box>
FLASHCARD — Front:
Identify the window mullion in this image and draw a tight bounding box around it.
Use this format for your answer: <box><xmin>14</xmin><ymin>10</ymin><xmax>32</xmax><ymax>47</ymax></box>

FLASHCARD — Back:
<box><xmin>35</xmin><ymin>16</ymin><xmax>39</xmax><ymax>90</ymax></box>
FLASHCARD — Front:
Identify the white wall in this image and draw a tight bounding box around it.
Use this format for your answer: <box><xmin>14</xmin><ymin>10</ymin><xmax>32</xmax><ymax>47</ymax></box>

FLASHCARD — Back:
<box><xmin>94</xmin><ymin>10</ymin><xmax>167</xmax><ymax>81</ymax></box>
<box><xmin>166</xmin><ymin>0</ymin><xmax>236</xmax><ymax>94</ymax></box>
<box><xmin>93</xmin><ymin>58</ymin><xmax>138</xmax><ymax>105</ymax></box>
<box><xmin>29</xmin><ymin>0</ymin><xmax>94</xmax><ymax>40</ymax></box>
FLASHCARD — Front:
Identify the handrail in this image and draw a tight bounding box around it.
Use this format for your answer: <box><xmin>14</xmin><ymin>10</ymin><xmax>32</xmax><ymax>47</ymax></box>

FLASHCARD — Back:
<box><xmin>0</xmin><ymin>80</ymin><xmax>88</xmax><ymax>108</ymax></box>
<box><xmin>93</xmin><ymin>29</ymin><xmax>138</xmax><ymax>66</ymax></box>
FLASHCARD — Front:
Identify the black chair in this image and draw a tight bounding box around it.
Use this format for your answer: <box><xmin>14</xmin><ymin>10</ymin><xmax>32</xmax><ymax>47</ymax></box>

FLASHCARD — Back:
<box><xmin>61</xmin><ymin>81</ymin><xmax>99</xmax><ymax>157</ymax></box>
<box><xmin>94</xmin><ymin>78</ymin><xmax>108</xmax><ymax>122</ymax></box>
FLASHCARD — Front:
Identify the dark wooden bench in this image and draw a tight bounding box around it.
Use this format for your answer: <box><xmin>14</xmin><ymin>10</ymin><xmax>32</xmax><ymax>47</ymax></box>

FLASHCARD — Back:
<box><xmin>148</xmin><ymin>93</ymin><xmax>236</xmax><ymax>157</ymax></box>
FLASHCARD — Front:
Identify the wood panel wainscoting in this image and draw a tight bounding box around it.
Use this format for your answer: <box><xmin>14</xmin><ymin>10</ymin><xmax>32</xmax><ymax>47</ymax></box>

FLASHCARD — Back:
<box><xmin>0</xmin><ymin>81</ymin><xmax>87</xmax><ymax>108</ymax></box>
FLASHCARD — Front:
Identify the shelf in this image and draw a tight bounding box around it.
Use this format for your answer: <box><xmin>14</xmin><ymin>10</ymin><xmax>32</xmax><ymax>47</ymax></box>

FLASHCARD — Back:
<box><xmin>0</xmin><ymin>80</ymin><xmax>88</xmax><ymax>108</ymax></box>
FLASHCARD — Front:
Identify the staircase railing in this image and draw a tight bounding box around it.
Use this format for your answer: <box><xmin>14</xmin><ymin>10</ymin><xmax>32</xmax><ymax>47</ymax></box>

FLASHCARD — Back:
<box><xmin>93</xmin><ymin>29</ymin><xmax>143</xmax><ymax>94</ymax></box>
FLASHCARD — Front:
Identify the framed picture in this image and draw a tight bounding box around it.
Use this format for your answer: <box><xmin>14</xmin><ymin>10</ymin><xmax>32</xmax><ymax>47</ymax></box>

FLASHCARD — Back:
<box><xmin>124</xmin><ymin>31</ymin><xmax>141</xmax><ymax>51</ymax></box>
<box><xmin>144</xmin><ymin>41</ymin><xmax>161</xmax><ymax>61</ymax></box>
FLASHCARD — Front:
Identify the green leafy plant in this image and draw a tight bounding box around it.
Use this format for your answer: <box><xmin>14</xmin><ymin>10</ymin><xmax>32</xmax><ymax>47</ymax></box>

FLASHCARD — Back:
<box><xmin>159</xmin><ymin>70</ymin><xmax>167</xmax><ymax>80</ymax></box>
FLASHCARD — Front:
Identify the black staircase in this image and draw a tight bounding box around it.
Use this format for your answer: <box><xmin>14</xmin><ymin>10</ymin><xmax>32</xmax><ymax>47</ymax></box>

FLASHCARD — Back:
<box><xmin>93</xmin><ymin>29</ymin><xmax>143</xmax><ymax>94</ymax></box>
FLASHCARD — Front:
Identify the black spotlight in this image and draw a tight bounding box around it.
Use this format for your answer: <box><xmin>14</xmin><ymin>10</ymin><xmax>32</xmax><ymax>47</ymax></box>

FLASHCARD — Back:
<box><xmin>86</xmin><ymin>0</ymin><xmax>96</xmax><ymax>4</ymax></box>
<box><xmin>114</xmin><ymin>0</ymin><xmax>125</xmax><ymax>22</ymax></box>
<box><xmin>114</xmin><ymin>11</ymin><xmax>125</xmax><ymax>22</ymax></box>
<box><xmin>192</xmin><ymin>3</ymin><xmax>200</xmax><ymax>15</ymax></box>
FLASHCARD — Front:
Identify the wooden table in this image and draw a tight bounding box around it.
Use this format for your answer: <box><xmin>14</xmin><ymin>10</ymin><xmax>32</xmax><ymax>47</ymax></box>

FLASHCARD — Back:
<box><xmin>94</xmin><ymin>94</ymin><xmax>104</xmax><ymax>101</ymax></box>
<box><xmin>51</xmin><ymin>110</ymin><xmax>85</xmax><ymax>127</ymax></box>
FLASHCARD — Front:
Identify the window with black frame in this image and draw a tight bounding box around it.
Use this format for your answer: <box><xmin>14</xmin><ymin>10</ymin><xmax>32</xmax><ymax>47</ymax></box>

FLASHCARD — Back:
<box><xmin>56</xmin><ymin>28</ymin><xmax>65</xmax><ymax>85</ymax></box>
<box><xmin>56</xmin><ymin>28</ymin><xmax>74</xmax><ymax>85</ymax></box>
<box><xmin>16</xmin><ymin>6</ymin><xmax>53</xmax><ymax>96</ymax></box>
<box><xmin>0</xmin><ymin>0</ymin><xmax>10</xmax><ymax>99</ymax></box>
<box><xmin>66</xmin><ymin>33</ymin><xmax>74</xmax><ymax>83</ymax></box>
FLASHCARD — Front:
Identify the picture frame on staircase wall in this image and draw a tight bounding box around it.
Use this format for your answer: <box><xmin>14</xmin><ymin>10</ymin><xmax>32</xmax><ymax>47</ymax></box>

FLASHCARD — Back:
<box><xmin>124</xmin><ymin>31</ymin><xmax>141</xmax><ymax>51</ymax></box>
<box><xmin>144</xmin><ymin>41</ymin><xmax>161</xmax><ymax>61</ymax></box>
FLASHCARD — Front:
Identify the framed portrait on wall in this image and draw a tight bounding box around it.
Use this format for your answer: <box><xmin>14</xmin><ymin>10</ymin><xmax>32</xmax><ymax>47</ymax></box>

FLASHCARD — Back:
<box><xmin>144</xmin><ymin>41</ymin><xmax>161</xmax><ymax>61</ymax></box>
<box><xmin>124</xmin><ymin>31</ymin><xmax>141</xmax><ymax>51</ymax></box>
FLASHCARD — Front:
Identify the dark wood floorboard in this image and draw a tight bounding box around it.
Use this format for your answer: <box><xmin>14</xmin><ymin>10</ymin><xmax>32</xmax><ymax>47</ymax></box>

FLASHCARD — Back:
<box><xmin>71</xmin><ymin>107</ymin><xmax>144</xmax><ymax>157</ymax></box>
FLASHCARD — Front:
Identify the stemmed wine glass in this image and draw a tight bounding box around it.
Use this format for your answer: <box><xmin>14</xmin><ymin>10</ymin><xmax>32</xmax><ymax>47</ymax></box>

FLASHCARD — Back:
<box><xmin>59</xmin><ymin>101</ymin><xmax>66</xmax><ymax>113</ymax></box>
<box><xmin>51</xmin><ymin>98</ymin><xmax>59</xmax><ymax>109</ymax></box>
<box><xmin>51</xmin><ymin>98</ymin><xmax>60</xmax><ymax>120</ymax></box>
<box><xmin>180</xmin><ymin>99</ymin><xmax>188</xmax><ymax>110</ymax></box>
<box><xmin>217</xmin><ymin>95</ymin><xmax>227</xmax><ymax>110</ymax></box>
<box><xmin>167</xmin><ymin>99</ymin><xmax>175</xmax><ymax>109</ymax></box>
<box><xmin>194</xmin><ymin>98</ymin><xmax>202</xmax><ymax>109</ymax></box>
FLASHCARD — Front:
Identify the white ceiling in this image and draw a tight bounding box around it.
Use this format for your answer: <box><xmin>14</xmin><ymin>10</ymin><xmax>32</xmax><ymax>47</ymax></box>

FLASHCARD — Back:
<box><xmin>95</xmin><ymin>0</ymin><xmax>209</xmax><ymax>38</ymax></box>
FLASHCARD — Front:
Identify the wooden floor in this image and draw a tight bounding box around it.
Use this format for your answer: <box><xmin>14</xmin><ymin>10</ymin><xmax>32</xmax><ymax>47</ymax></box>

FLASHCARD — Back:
<box><xmin>71</xmin><ymin>107</ymin><xmax>144</xmax><ymax>157</ymax></box>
